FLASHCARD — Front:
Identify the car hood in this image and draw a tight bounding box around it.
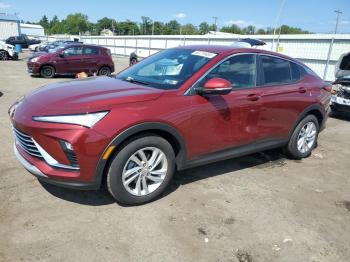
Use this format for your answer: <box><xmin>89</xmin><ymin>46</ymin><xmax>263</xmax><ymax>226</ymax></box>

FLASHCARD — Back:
<box><xmin>25</xmin><ymin>76</ymin><xmax>164</xmax><ymax>115</ymax></box>
<box><xmin>28</xmin><ymin>51</ymin><xmax>50</xmax><ymax>60</ymax></box>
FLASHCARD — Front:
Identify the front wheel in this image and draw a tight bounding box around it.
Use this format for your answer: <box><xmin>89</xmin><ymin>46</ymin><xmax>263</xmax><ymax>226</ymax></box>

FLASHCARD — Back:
<box><xmin>40</xmin><ymin>65</ymin><xmax>55</xmax><ymax>78</ymax></box>
<box><xmin>107</xmin><ymin>135</ymin><xmax>175</xmax><ymax>205</ymax></box>
<box><xmin>285</xmin><ymin>115</ymin><xmax>319</xmax><ymax>159</ymax></box>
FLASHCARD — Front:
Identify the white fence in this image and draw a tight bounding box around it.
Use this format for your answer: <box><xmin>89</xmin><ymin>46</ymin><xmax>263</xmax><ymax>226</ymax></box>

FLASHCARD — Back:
<box><xmin>39</xmin><ymin>34</ymin><xmax>350</xmax><ymax>82</ymax></box>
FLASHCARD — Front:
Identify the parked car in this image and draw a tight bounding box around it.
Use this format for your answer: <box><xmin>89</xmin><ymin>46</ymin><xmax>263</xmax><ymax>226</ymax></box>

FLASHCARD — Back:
<box><xmin>6</xmin><ymin>35</ymin><xmax>41</xmax><ymax>48</ymax></box>
<box><xmin>41</xmin><ymin>40</ymin><xmax>83</xmax><ymax>53</ymax></box>
<box><xmin>0</xmin><ymin>40</ymin><xmax>18</xmax><ymax>60</ymax></box>
<box><xmin>27</xmin><ymin>44</ymin><xmax>114</xmax><ymax>78</ymax></box>
<box><xmin>29</xmin><ymin>41</ymin><xmax>48</xmax><ymax>52</ymax></box>
<box><xmin>330</xmin><ymin>52</ymin><xmax>350</xmax><ymax>115</ymax></box>
<box><xmin>10</xmin><ymin>45</ymin><xmax>331</xmax><ymax>205</ymax></box>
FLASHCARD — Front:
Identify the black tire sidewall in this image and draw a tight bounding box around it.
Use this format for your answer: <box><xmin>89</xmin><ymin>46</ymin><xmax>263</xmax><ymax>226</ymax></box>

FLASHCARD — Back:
<box><xmin>40</xmin><ymin>66</ymin><xmax>55</xmax><ymax>78</ymax></box>
<box><xmin>287</xmin><ymin>115</ymin><xmax>319</xmax><ymax>159</ymax></box>
<box><xmin>107</xmin><ymin>136</ymin><xmax>175</xmax><ymax>205</ymax></box>
<box><xmin>0</xmin><ymin>51</ymin><xmax>8</xmax><ymax>60</ymax></box>
<box><xmin>99</xmin><ymin>66</ymin><xmax>111</xmax><ymax>76</ymax></box>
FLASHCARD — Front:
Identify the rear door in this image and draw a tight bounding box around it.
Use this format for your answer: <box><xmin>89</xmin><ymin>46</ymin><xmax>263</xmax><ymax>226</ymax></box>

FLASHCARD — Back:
<box><xmin>55</xmin><ymin>46</ymin><xmax>83</xmax><ymax>74</ymax></box>
<box><xmin>254</xmin><ymin>55</ymin><xmax>309</xmax><ymax>142</ymax></box>
<box><xmin>81</xmin><ymin>46</ymin><xmax>100</xmax><ymax>74</ymax></box>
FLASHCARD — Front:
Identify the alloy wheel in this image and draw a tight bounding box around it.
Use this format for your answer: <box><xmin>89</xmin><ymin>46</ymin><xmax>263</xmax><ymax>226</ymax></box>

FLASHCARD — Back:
<box><xmin>122</xmin><ymin>147</ymin><xmax>168</xmax><ymax>196</ymax></box>
<box><xmin>297</xmin><ymin>122</ymin><xmax>317</xmax><ymax>153</ymax></box>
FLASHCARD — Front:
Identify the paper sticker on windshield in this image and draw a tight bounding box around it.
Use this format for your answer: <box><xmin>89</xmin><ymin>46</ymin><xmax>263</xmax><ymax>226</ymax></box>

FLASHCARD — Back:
<box><xmin>191</xmin><ymin>51</ymin><xmax>217</xmax><ymax>59</ymax></box>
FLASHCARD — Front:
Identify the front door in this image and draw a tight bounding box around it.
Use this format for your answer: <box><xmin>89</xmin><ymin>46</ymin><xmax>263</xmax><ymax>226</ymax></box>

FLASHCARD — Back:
<box><xmin>189</xmin><ymin>53</ymin><xmax>261</xmax><ymax>158</ymax></box>
<box><xmin>55</xmin><ymin>46</ymin><xmax>83</xmax><ymax>74</ymax></box>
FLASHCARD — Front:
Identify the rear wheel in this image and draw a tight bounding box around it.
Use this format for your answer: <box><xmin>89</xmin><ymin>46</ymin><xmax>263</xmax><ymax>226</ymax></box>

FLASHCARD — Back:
<box><xmin>98</xmin><ymin>66</ymin><xmax>111</xmax><ymax>76</ymax></box>
<box><xmin>40</xmin><ymin>65</ymin><xmax>55</xmax><ymax>78</ymax></box>
<box><xmin>285</xmin><ymin>115</ymin><xmax>319</xmax><ymax>159</ymax></box>
<box><xmin>107</xmin><ymin>135</ymin><xmax>175</xmax><ymax>205</ymax></box>
<box><xmin>0</xmin><ymin>50</ymin><xmax>8</xmax><ymax>60</ymax></box>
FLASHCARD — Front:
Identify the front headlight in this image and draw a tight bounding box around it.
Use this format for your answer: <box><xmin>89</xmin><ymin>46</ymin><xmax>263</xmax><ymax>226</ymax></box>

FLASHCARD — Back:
<box><xmin>30</xmin><ymin>56</ymin><xmax>40</xmax><ymax>62</ymax></box>
<box><xmin>32</xmin><ymin>111</ymin><xmax>109</xmax><ymax>128</ymax></box>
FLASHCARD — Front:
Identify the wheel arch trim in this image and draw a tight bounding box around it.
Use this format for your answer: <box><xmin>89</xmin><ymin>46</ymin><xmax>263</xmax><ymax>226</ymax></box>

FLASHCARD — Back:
<box><xmin>94</xmin><ymin>122</ymin><xmax>188</xmax><ymax>187</ymax></box>
<box><xmin>289</xmin><ymin>104</ymin><xmax>326</xmax><ymax>138</ymax></box>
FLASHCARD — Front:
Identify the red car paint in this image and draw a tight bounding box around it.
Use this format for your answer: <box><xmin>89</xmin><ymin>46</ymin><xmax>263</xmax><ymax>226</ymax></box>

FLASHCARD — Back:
<box><xmin>10</xmin><ymin>45</ymin><xmax>330</xmax><ymax>189</ymax></box>
<box><xmin>27</xmin><ymin>44</ymin><xmax>114</xmax><ymax>76</ymax></box>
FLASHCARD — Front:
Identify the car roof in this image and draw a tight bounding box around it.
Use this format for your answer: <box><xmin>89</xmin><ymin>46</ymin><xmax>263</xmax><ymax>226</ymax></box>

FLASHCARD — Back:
<box><xmin>175</xmin><ymin>45</ymin><xmax>300</xmax><ymax>63</ymax></box>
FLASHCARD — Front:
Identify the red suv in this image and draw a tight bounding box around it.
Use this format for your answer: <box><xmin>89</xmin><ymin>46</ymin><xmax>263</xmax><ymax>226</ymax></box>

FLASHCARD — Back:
<box><xmin>10</xmin><ymin>45</ymin><xmax>331</xmax><ymax>205</ymax></box>
<box><xmin>27</xmin><ymin>44</ymin><xmax>114</xmax><ymax>78</ymax></box>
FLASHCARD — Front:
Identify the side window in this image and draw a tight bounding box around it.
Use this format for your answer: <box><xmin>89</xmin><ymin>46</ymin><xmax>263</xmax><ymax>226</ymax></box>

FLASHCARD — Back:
<box><xmin>204</xmin><ymin>54</ymin><xmax>257</xmax><ymax>88</ymax></box>
<box><xmin>83</xmin><ymin>47</ymin><xmax>99</xmax><ymax>55</ymax></box>
<box><xmin>261</xmin><ymin>56</ymin><xmax>291</xmax><ymax>85</ymax></box>
<box><xmin>63</xmin><ymin>47</ymin><xmax>83</xmax><ymax>56</ymax></box>
<box><xmin>290</xmin><ymin>62</ymin><xmax>301</xmax><ymax>81</ymax></box>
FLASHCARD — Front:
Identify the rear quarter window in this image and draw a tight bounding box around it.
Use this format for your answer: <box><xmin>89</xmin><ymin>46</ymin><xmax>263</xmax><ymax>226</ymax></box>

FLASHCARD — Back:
<box><xmin>261</xmin><ymin>55</ymin><xmax>292</xmax><ymax>85</ymax></box>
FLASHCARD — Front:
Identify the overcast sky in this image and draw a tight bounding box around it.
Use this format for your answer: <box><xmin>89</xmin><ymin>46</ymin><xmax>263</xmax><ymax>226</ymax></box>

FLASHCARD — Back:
<box><xmin>0</xmin><ymin>0</ymin><xmax>349</xmax><ymax>33</ymax></box>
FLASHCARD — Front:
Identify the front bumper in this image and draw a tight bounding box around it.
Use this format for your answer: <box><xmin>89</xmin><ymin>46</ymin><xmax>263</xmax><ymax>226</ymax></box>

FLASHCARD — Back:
<box><xmin>14</xmin><ymin>143</ymin><xmax>101</xmax><ymax>190</ymax></box>
<box><xmin>27</xmin><ymin>61</ymin><xmax>40</xmax><ymax>75</ymax></box>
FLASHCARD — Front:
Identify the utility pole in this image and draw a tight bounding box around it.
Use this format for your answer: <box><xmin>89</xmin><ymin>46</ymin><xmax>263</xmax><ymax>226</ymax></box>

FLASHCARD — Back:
<box><xmin>272</xmin><ymin>0</ymin><xmax>286</xmax><ymax>51</ymax></box>
<box><xmin>212</xmin><ymin>17</ymin><xmax>218</xmax><ymax>34</ymax></box>
<box><xmin>323</xmin><ymin>10</ymin><xmax>342</xmax><ymax>80</ymax></box>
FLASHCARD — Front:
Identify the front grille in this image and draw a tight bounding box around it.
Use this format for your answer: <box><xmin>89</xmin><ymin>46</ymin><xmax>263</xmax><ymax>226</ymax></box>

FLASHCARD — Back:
<box><xmin>13</xmin><ymin>128</ymin><xmax>42</xmax><ymax>158</ymax></box>
<box><xmin>338</xmin><ymin>90</ymin><xmax>350</xmax><ymax>100</ymax></box>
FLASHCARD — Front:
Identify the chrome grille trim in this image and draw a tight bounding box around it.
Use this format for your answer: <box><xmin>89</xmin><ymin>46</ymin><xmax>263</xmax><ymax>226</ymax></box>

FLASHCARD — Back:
<box><xmin>13</xmin><ymin>128</ymin><xmax>42</xmax><ymax>158</ymax></box>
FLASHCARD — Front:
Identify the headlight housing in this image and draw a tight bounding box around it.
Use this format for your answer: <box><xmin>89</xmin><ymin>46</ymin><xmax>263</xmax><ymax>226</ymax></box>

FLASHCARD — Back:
<box><xmin>30</xmin><ymin>56</ymin><xmax>40</xmax><ymax>63</ymax></box>
<box><xmin>32</xmin><ymin>111</ymin><xmax>109</xmax><ymax>128</ymax></box>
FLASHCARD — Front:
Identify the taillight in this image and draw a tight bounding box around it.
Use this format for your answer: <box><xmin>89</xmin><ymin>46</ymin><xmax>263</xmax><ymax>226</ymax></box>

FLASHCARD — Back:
<box><xmin>322</xmin><ymin>85</ymin><xmax>332</xmax><ymax>92</ymax></box>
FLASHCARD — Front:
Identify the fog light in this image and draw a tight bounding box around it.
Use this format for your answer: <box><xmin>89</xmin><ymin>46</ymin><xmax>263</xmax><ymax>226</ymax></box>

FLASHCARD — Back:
<box><xmin>59</xmin><ymin>140</ymin><xmax>79</xmax><ymax>168</ymax></box>
<box><xmin>63</xmin><ymin>141</ymin><xmax>74</xmax><ymax>151</ymax></box>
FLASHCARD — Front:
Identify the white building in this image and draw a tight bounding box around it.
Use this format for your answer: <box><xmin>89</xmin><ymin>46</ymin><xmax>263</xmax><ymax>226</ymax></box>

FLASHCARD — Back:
<box><xmin>20</xmin><ymin>23</ymin><xmax>45</xmax><ymax>37</ymax></box>
<box><xmin>0</xmin><ymin>13</ymin><xmax>20</xmax><ymax>40</ymax></box>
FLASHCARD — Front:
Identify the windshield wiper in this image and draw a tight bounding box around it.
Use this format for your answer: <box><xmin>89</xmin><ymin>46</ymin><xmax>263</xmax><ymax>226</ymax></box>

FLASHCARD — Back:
<box><xmin>124</xmin><ymin>76</ymin><xmax>149</xmax><ymax>86</ymax></box>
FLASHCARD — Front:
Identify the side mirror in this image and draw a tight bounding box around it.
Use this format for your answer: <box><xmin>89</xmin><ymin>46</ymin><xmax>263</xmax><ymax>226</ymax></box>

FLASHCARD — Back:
<box><xmin>198</xmin><ymin>77</ymin><xmax>232</xmax><ymax>95</ymax></box>
<box><xmin>58</xmin><ymin>52</ymin><xmax>64</xmax><ymax>58</ymax></box>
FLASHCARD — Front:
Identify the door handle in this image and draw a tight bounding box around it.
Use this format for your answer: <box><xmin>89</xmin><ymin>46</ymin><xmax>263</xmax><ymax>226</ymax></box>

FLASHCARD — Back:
<box><xmin>247</xmin><ymin>94</ymin><xmax>260</xmax><ymax>101</ymax></box>
<box><xmin>298</xmin><ymin>87</ymin><xmax>307</xmax><ymax>93</ymax></box>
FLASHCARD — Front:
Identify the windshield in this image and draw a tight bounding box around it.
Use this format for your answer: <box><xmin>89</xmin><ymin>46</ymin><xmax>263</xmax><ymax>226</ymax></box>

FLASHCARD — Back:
<box><xmin>116</xmin><ymin>48</ymin><xmax>217</xmax><ymax>90</ymax></box>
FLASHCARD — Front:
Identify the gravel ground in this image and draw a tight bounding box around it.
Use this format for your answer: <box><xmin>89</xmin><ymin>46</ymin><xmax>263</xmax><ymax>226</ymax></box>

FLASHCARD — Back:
<box><xmin>0</xmin><ymin>51</ymin><xmax>349</xmax><ymax>262</ymax></box>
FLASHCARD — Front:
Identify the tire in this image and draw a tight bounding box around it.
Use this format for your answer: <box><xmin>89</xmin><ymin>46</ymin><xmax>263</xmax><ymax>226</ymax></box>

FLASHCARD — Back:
<box><xmin>0</xmin><ymin>50</ymin><xmax>8</xmax><ymax>60</ymax></box>
<box><xmin>40</xmin><ymin>65</ymin><xmax>55</xmax><ymax>78</ymax></box>
<box><xmin>130</xmin><ymin>58</ymin><xmax>137</xmax><ymax>66</ymax></box>
<box><xmin>107</xmin><ymin>135</ymin><xmax>175</xmax><ymax>205</ymax></box>
<box><xmin>98</xmin><ymin>66</ymin><xmax>111</xmax><ymax>76</ymax></box>
<box><xmin>285</xmin><ymin>115</ymin><xmax>319</xmax><ymax>159</ymax></box>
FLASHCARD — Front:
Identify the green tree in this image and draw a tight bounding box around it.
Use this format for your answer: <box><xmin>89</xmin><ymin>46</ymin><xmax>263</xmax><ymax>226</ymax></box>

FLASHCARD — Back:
<box><xmin>64</xmin><ymin>13</ymin><xmax>91</xmax><ymax>34</ymax></box>
<box><xmin>140</xmin><ymin>16</ymin><xmax>152</xmax><ymax>34</ymax></box>
<box><xmin>38</xmin><ymin>15</ymin><xmax>49</xmax><ymax>33</ymax></box>
<box><xmin>164</xmin><ymin>20</ymin><xmax>181</xmax><ymax>34</ymax></box>
<box><xmin>181</xmin><ymin>23</ymin><xmax>198</xmax><ymax>35</ymax></box>
<box><xmin>198</xmin><ymin>22</ymin><xmax>210</xmax><ymax>34</ymax></box>
<box><xmin>96</xmin><ymin>17</ymin><xmax>117</xmax><ymax>34</ymax></box>
<box><xmin>256</xmin><ymin>28</ymin><xmax>266</xmax><ymax>34</ymax></box>
<box><xmin>117</xmin><ymin>20</ymin><xmax>140</xmax><ymax>35</ymax></box>
<box><xmin>220</xmin><ymin>24</ymin><xmax>242</xmax><ymax>34</ymax></box>
<box><xmin>242</xmin><ymin>25</ymin><xmax>256</xmax><ymax>35</ymax></box>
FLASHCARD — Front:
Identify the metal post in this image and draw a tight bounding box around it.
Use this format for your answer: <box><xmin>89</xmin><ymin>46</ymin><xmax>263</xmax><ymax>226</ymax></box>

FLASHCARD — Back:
<box><xmin>271</xmin><ymin>0</ymin><xmax>286</xmax><ymax>51</ymax></box>
<box><xmin>149</xmin><ymin>37</ymin><xmax>151</xmax><ymax>56</ymax></box>
<box><xmin>323</xmin><ymin>10</ymin><xmax>342</xmax><ymax>80</ymax></box>
<box><xmin>212</xmin><ymin>17</ymin><xmax>218</xmax><ymax>34</ymax></box>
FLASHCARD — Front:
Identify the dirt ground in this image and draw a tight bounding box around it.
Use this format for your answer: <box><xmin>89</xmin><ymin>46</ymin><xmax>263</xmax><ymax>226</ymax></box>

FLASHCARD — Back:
<box><xmin>0</xmin><ymin>51</ymin><xmax>350</xmax><ymax>262</ymax></box>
